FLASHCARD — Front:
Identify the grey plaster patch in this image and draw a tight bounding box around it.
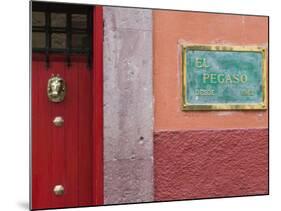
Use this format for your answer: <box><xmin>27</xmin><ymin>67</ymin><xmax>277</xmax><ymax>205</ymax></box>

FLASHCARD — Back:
<box><xmin>103</xmin><ymin>7</ymin><xmax>152</xmax><ymax>31</ymax></box>
<box><xmin>103</xmin><ymin>7</ymin><xmax>153</xmax><ymax>204</ymax></box>
<box><xmin>104</xmin><ymin>158</ymin><xmax>154</xmax><ymax>204</ymax></box>
<box><xmin>103</xmin><ymin>28</ymin><xmax>153</xmax><ymax>161</ymax></box>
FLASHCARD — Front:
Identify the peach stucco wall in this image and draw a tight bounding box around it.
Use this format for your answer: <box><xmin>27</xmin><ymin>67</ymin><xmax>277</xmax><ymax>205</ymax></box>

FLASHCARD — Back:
<box><xmin>153</xmin><ymin>10</ymin><xmax>268</xmax><ymax>131</ymax></box>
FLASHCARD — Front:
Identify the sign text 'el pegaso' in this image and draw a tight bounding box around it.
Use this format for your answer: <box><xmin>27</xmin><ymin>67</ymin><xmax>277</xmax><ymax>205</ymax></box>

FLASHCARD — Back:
<box><xmin>182</xmin><ymin>45</ymin><xmax>266</xmax><ymax>110</ymax></box>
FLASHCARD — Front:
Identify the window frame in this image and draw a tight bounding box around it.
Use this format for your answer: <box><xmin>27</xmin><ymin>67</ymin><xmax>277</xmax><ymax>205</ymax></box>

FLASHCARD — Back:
<box><xmin>32</xmin><ymin>2</ymin><xmax>93</xmax><ymax>68</ymax></box>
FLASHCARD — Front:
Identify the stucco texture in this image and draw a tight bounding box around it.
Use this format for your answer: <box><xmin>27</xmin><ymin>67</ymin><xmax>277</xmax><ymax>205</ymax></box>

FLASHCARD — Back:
<box><xmin>153</xmin><ymin>11</ymin><xmax>268</xmax><ymax>131</ymax></box>
<box><xmin>153</xmin><ymin>11</ymin><xmax>268</xmax><ymax>201</ymax></box>
<box><xmin>154</xmin><ymin>128</ymin><xmax>268</xmax><ymax>201</ymax></box>
<box><xmin>103</xmin><ymin>7</ymin><xmax>154</xmax><ymax>204</ymax></box>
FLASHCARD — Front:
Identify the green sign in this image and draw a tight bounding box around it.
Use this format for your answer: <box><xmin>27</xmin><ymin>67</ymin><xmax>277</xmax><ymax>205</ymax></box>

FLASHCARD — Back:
<box><xmin>182</xmin><ymin>45</ymin><xmax>267</xmax><ymax>110</ymax></box>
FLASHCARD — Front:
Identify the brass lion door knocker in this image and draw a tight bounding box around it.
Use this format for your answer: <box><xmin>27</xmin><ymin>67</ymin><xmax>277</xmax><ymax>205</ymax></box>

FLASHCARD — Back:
<box><xmin>47</xmin><ymin>74</ymin><xmax>66</xmax><ymax>103</ymax></box>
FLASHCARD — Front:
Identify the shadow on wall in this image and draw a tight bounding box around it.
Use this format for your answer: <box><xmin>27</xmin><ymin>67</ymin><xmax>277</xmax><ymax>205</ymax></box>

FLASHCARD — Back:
<box><xmin>17</xmin><ymin>201</ymin><xmax>29</xmax><ymax>210</ymax></box>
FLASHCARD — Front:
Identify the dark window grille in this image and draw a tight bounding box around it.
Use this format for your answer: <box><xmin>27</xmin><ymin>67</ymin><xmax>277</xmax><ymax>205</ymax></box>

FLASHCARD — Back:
<box><xmin>32</xmin><ymin>2</ymin><xmax>93</xmax><ymax>68</ymax></box>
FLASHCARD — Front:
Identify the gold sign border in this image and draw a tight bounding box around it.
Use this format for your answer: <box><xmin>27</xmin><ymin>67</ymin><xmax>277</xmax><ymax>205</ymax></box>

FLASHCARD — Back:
<box><xmin>181</xmin><ymin>44</ymin><xmax>267</xmax><ymax>111</ymax></box>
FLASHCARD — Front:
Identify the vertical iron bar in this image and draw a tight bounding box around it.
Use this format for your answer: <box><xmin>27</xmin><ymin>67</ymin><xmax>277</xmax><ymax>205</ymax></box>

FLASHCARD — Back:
<box><xmin>66</xmin><ymin>12</ymin><xmax>71</xmax><ymax>68</ymax></box>
<box><xmin>87</xmin><ymin>7</ymin><xmax>93</xmax><ymax>70</ymax></box>
<box><xmin>45</xmin><ymin>8</ymin><xmax>50</xmax><ymax>69</ymax></box>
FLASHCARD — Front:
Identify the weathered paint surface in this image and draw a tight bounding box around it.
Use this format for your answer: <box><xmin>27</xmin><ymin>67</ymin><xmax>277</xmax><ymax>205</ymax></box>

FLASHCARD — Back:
<box><xmin>153</xmin><ymin>11</ymin><xmax>268</xmax><ymax>130</ymax></box>
<box><xmin>154</xmin><ymin>128</ymin><xmax>268</xmax><ymax>201</ymax></box>
<box><xmin>103</xmin><ymin>7</ymin><xmax>154</xmax><ymax>204</ymax></box>
<box><xmin>152</xmin><ymin>11</ymin><xmax>268</xmax><ymax>202</ymax></box>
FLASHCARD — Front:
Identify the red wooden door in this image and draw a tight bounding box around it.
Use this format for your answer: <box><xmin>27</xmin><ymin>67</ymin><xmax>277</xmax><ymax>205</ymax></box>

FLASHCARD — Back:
<box><xmin>31</xmin><ymin>3</ymin><xmax>103</xmax><ymax>210</ymax></box>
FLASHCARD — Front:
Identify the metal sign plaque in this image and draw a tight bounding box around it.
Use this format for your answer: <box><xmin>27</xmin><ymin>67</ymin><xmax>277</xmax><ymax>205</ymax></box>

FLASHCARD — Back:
<box><xmin>182</xmin><ymin>45</ymin><xmax>267</xmax><ymax>110</ymax></box>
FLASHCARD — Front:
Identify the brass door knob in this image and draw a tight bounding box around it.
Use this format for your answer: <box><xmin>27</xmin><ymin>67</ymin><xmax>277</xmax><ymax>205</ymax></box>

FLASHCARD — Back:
<box><xmin>53</xmin><ymin>185</ymin><xmax>64</xmax><ymax>196</ymax></box>
<box><xmin>53</xmin><ymin>116</ymin><xmax>64</xmax><ymax>127</ymax></box>
<box><xmin>47</xmin><ymin>74</ymin><xmax>66</xmax><ymax>103</ymax></box>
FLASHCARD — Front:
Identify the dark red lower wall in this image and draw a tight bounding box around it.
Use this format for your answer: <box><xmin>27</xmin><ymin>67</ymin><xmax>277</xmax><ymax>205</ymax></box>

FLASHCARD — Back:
<box><xmin>154</xmin><ymin>128</ymin><xmax>268</xmax><ymax>201</ymax></box>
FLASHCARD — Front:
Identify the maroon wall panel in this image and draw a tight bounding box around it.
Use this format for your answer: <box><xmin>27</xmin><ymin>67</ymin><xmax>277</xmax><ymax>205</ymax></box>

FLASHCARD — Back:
<box><xmin>92</xmin><ymin>6</ymin><xmax>104</xmax><ymax>205</ymax></box>
<box><xmin>154</xmin><ymin>128</ymin><xmax>268</xmax><ymax>201</ymax></box>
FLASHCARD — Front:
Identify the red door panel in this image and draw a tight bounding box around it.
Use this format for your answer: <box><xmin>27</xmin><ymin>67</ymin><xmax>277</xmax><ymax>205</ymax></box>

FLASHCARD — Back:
<box><xmin>78</xmin><ymin>57</ymin><xmax>93</xmax><ymax>206</ymax></box>
<box><xmin>32</xmin><ymin>54</ymin><xmax>92</xmax><ymax>209</ymax></box>
<box><xmin>31</xmin><ymin>5</ymin><xmax>103</xmax><ymax>210</ymax></box>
